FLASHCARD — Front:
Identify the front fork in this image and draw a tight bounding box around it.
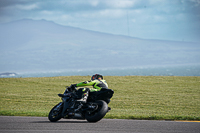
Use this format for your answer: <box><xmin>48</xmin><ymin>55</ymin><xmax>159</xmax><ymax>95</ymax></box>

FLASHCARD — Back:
<box><xmin>61</xmin><ymin>97</ymin><xmax>75</xmax><ymax>117</ymax></box>
<box><xmin>54</xmin><ymin>102</ymin><xmax>63</xmax><ymax>111</ymax></box>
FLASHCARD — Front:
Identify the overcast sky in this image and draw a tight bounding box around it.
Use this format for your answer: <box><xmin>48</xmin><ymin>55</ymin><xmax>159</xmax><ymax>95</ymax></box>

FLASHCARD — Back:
<box><xmin>0</xmin><ymin>0</ymin><xmax>200</xmax><ymax>42</ymax></box>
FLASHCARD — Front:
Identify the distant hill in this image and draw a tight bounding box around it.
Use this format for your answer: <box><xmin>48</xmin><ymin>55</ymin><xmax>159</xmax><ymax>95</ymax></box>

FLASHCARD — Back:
<box><xmin>0</xmin><ymin>19</ymin><xmax>199</xmax><ymax>73</ymax></box>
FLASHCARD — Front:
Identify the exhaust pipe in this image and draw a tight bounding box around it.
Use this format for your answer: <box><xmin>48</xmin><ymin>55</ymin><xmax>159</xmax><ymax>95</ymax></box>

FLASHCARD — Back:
<box><xmin>74</xmin><ymin>113</ymin><xmax>84</xmax><ymax>119</ymax></box>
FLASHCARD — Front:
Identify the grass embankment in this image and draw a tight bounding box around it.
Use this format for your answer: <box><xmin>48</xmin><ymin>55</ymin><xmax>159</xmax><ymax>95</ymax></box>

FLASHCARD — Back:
<box><xmin>0</xmin><ymin>76</ymin><xmax>199</xmax><ymax>120</ymax></box>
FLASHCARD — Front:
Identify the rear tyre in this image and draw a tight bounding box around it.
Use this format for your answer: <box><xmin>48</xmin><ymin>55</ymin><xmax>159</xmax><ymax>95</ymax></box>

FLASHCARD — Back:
<box><xmin>48</xmin><ymin>103</ymin><xmax>62</xmax><ymax>122</ymax></box>
<box><xmin>85</xmin><ymin>100</ymin><xmax>108</xmax><ymax>122</ymax></box>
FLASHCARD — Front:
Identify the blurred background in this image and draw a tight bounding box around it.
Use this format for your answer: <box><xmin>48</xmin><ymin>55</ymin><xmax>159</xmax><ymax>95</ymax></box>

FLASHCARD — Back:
<box><xmin>0</xmin><ymin>0</ymin><xmax>200</xmax><ymax>77</ymax></box>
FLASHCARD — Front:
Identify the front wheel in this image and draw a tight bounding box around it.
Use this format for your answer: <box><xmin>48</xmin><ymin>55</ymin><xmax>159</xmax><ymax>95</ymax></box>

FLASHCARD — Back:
<box><xmin>48</xmin><ymin>102</ymin><xmax>63</xmax><ymax>122</ymax></box>
<box><xmin>85</xmin><ymin>100</ymin><xmax>108</xmax><ymax>122</ymax></box>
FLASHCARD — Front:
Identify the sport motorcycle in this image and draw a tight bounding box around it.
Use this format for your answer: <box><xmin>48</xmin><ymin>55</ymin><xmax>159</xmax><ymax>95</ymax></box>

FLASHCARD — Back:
<box><xmin>48</xmin><ymin>86</ymin><xmax>114</xmax><ymax>122</ymax></box>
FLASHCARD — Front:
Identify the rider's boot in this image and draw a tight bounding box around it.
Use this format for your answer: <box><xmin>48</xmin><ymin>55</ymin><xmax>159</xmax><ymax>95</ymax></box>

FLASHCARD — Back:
<box><xmin>76</xmin><ymin>92</ymin><xmax>88</xmax><ymax>104</ymax></box>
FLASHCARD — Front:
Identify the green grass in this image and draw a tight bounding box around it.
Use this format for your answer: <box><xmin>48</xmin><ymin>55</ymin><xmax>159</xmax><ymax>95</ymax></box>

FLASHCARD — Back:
<box><xmin>0</xmin><ymin>76</ymin><xmax>200</xmax><ymax>120</ymax></box>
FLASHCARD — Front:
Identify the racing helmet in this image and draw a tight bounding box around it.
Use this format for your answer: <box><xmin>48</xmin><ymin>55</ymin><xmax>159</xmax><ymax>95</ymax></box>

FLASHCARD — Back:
<box><xmin>91</xmin><ymin>74</ymin><xmax>103</xmax><ymax>80</ymax></box>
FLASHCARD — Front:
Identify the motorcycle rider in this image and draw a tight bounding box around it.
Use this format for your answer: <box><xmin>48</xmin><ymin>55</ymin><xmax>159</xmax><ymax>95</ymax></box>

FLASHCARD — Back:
<box><xmin>68</xmin><ymin>74</ymin><xmax>108</xmax><ymax>103</ymax></box>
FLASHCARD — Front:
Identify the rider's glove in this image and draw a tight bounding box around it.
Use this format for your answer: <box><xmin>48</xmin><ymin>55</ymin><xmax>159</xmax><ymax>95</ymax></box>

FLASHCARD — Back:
<box><xmin>69</xmin><ymin>84</ymin><xmax>77</xmax><ymax>91</ymax></box>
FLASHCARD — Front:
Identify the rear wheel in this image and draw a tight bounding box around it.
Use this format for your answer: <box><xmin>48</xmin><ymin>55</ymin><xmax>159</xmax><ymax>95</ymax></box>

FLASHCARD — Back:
<box><xmin>85</xmin><ymin>100</ymin><xmax>108</xmax><ymax>122</ymax></box>
<box><xmin>48</xmin><ymin>102</ymin><xmax>63</xmax><ymax>122</ymax></box>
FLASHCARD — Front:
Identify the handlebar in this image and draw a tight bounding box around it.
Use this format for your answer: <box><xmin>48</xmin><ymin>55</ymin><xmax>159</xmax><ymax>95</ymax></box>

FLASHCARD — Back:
<box><xmin>64</xmin><ymin>85</ymin><xmax>77</xmax><ymax>94</ymax></box>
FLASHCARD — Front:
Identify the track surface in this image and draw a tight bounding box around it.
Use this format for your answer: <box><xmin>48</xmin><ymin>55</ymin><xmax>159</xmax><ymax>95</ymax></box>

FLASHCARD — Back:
<box><xmin>0</xmin><ymin>116</ymin><xmax>199</xmax><ymax>133</ymax></box>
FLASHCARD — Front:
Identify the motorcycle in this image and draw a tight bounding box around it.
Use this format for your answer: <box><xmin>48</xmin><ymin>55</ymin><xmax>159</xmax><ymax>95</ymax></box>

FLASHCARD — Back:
<box><xmin>48</xmin><ymin>86</ymin><xmax>114</xmax><ymax>122</ymax></box>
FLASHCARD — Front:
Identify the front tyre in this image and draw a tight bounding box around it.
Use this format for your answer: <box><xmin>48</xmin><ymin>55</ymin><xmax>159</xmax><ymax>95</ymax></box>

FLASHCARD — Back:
<box><xmin>48</xmin><ymin>102</ymin><xmax>62</xmax><ymax>122</ymax></box>
<box><xmin>85</xmin><ymin>100</ymin><xmax>108</xmax><ymax>122</ymax></box>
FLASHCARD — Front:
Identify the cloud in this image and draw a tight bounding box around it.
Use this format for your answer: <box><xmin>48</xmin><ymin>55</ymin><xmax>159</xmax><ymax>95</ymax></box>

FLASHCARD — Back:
<box><xmin>190</xmin><ymin>0</ymin><xmax>200</xmax><ymax>6</ymax></box>
<box><xmin>105</xmin><ymin>0</ymin><xmax>136</xmax><ymax>8</ymax></box>
<box><xmin>99</xmin><ymin>9</ymin><xmax>125</xmax><ymax>18</ymax></box>
<box><xmin>89</xmin><ymin>0</ymin><xmax>99</xmax><ymax>7</ymax></box>
<box><xmin>14</xmin><ymin>4</ymin><xmax>39</xmax><ymax>10</ymax></box>
<box><xmin>0</xmin><ymin>0</ymin><xmax>200</xmax><ymax>42</ymax></box>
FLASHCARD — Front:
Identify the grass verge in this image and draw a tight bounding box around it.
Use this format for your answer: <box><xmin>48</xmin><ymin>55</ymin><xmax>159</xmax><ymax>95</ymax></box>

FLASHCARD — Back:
<box><xmin>0</xmin><ymin>76</ymin><xmax>200</xmax><ymax>120</ymax></box>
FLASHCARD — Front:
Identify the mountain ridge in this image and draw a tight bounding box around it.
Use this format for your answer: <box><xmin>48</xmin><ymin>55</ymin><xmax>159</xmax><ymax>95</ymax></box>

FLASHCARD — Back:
<box><xmin>0</xmin><ymin>19</ymin><xmax>199</xmax><ymax>73</ymax></box>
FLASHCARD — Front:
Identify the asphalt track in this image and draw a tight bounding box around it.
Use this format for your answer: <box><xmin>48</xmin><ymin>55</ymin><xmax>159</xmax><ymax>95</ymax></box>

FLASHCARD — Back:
<box><xmin>0</xmin><ymin>116</ymin><xmax>199</xmax><ymax>133</ymax></box>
